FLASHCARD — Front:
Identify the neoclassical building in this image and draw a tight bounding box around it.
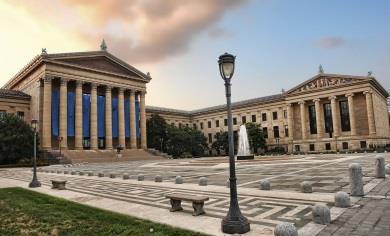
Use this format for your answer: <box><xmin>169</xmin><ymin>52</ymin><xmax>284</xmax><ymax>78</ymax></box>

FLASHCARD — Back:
<box><xmin>1</xmin><ymin>45</ymin><xmax>150</xmax><ymax>158</ymax></box>
<box><xmin>1</xmin><ymin>45</ymin><xmax>389</xmax><ymax>158</ymax></box>
<box><xmin>147</xmin><ymin>73</ymin><xmax>390</xmax><ymax>153</ymax></box>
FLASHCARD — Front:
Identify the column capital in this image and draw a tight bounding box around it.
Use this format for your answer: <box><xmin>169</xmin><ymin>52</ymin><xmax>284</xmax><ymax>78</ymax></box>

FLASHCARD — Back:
<box><xmin>345</xmin><ymin>93</ymin><xmax>354</xmax><ymax>98</ymax></box>
<box><xmin>43</xmin><ymin>77</ymin><xmax>52</xmax><ymax>83</ymax></box>
<box><xmin>298</xmin><ymin>100</ymin><xmax>305</xmax><ymax>105</ymax></box>
<box><xmin>60</xmin><ymin>78</ymin><xmax>69</xmax><ymax>85</ymax></box>
<box><xmin>140</xmin><ymin>91</ymin><xmax>146</xmax><ymax>97</ymax></box>
<box><xmin>329</xmin><ymin>95</ymin><xmax>337</xmax><ymax>100</ymax></box>
<box><xmin>118</xmin><ymin>87</ymin><xmax>125</xmax><ymax>93</ymax></box>
<box><xmin>90</xmin><ymin>83</ymin><xmax>98</xmax><ymax>89</ymax></box>
<box><xmin>105</xmin><ymin>85</ymin><xmax>112</xmax><ymax>91</ymax></box>
<box><xmin>75</xmin><ymin>80</ymin><xmax>83</xmax><ymax>87</ymax></box>
<box><xmin>286</xmin><ymin>103</ymin><xmax>293</xmax><ymax>107</ymax></box>
<box><xmin>363</xmin><ymin>90</ymin><xmax>373</xmax><ymax>95</ymax></box>
<box><xmin>313</xmin><ymin>98</ymin><xmax>320</xmax><ymax>103</ymax></box>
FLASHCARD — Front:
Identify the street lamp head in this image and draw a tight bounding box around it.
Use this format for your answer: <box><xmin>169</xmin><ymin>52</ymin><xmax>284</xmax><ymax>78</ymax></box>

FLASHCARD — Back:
<box><xmin>31</xmin><ymin>119</ymin><xmax>38</xmax><ymax>130</ymax></box>
<box><xmin>218</xmin><ymin>52</ymin><xmax>235</xmax><ymax>81</ymax></box>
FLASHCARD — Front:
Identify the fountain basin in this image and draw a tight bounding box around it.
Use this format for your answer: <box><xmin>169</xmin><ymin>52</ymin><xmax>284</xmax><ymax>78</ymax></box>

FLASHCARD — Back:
<box><xmin>237</xmin><ymin>155</ymin><xmax>254</xmax><ymax>160</ymax></box>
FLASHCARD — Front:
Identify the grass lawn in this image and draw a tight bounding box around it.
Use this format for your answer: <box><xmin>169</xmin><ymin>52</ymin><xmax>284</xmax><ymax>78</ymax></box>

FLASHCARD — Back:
<box><xmin>0</xmin><ymin>187</ymin><xmax>208</xmax><ymax>236</ymax></box>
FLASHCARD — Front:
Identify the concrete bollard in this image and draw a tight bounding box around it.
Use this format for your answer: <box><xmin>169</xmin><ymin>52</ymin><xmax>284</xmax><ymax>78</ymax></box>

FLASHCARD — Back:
<box><xmin>71</xmin><ymin>171</ymin><xmax>77</xmax><ymax>175</ymax></box>
<box><xmin>375</xmin><ymin>156</ymin><xmax>386</xmax><ymax>178</ymax></box>
<box><xmin>98</xmin><ymin>173</ymin><xmax>104</xmax><ymax>177</ymax></box>
<box><xmin>334</xmin><ymin>191</ymin><xmax>351</xmax><ymax>208</ymax></box>
<box><xmin>122</xmin><ymin>174</ymin><xmax>130</xmax><ymax>180</ymax></box>
<box><xmin>385</xmin><ymin>164</ymin><xmax>390</xmax><ymax>175</ymax></box>
<box><xmin>64</xmin><ymin>170</ymin><xmax>69</xmax><ymax>175</ymax></box>
<box><xmin>259</xmin><ymin>180</ymin><xmax>271</xmax><ymax>190</ymax></box>
<box><xmin>300</xmin><ymin>181</ymin><xmax>312</xmax><ymax>193</ymax></box>
<box><xmin>312</xmin><ymin>204</ymin><xmax>331</xmax><ymax>225</ymax></box>
<box><xmin>87</xmin><ymin>172</ymin><xmax>94</xmax><ymax>176</ymax></box>
<box><xmin>79</xmin><ymin>172</ymin><xmax>85</xmax><ymax>176</ymax></box>
<box><xmin>349</xmin><ymin>163</ymin><xmax>364</xmax><ymax>196</ymax></box>
<box><xmin>51</xmin><ymin>170</ymin><xmax>56</xmax><ymax>173</ymax></box>
<box><xmin>155</xmin><ymin>175</ymin><xmax>163</xmax><ymax>182</ymax></box>
<box><xmin>175</xmin><ymin>176</ymin><xmax>183</xmax><ymax>184</ymax></box>
<box><xmin>109</xmin><ymin>173</ymin><xmax>116</xmax><ymax>178</ymax></box>
<box><xmin>199</xmin><ymin>177</ymin><xmax>207</xmax><ymax>186</ymax></box>
<box><xmin>56</xmin><ymin>170</ymin><xmax>62</xmax><ymax>174</ymax></box>
<box><xmin>274</xmin><ymin>222</ymin><xmax>298</xmax><ymax>236</ymax></box>
<box><xmin>137</xmin><ymin>174</ymin><xmax>144</xmax><ymax>181</ymax></box>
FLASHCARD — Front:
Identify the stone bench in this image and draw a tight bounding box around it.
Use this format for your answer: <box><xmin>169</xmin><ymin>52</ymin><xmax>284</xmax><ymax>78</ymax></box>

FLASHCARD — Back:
<box><xmin>51</xmin><ymin>180</ymin><xmax>67</xmax><ymax>190</ymax></box>
<box><xmin>165</xmin><ymin>193</ymin><xmax>209</xmax><ymax>216</ymax></box>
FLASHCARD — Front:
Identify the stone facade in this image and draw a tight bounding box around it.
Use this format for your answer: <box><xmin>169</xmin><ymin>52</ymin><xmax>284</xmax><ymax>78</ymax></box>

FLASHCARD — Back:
<box><xmin>0</xmin><ymin>89</ymin><xmax>31</xmax><ymax>122</ymax></box>
<box><xmin>1</xmin><ymin>49</ymin><xmax>150</xmax><ymax>152</ymax></box>
<box><xmin>147</xmin><ymin>74</ymin><xmax>390</xmax><ymax>153</ymax></box>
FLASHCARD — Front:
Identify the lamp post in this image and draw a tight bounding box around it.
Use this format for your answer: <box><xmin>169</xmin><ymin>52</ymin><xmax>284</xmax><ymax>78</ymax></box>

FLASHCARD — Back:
<box><xmin>219</xmin><ymin>52</ymin><xmax>250</xmax><ymax>234</ymax></box>
<box><xmin>29</xmin><ymin>119</ymin><xmax>41</xmax><ymax>188</ymax></box>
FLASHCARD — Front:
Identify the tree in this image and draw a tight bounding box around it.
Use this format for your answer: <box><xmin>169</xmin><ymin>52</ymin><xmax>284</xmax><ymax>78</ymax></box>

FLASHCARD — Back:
<box><xmin>211</xmin><ymin>130</ymin><xmax>238</xmax><ymax>155</ymax></box>
<box><xmin>245</xmin><ymin>122</ymin><xmax>266</xmax><ymax>153</ymax></box>
<box><xmin>146</xmin><ymin>114</ymin><xmax>168</xmax><ymax>151</ymax></box>
<box><xmin>0</xmin><ymin>114</ymin><xmax>36</xmax><ymax>164</ymax></box>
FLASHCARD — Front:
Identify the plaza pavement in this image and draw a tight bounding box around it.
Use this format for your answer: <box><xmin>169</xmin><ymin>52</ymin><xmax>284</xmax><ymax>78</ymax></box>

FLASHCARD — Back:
<box><xmin>0</xmin><ymin>153</ymin><xmax>389</xmax><ymax>235</ymax></box>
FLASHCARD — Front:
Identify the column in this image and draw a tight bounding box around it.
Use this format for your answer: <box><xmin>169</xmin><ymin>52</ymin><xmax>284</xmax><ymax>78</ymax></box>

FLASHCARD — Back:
<box><xmin>287</xmin><ymin>103</ymin><xmax>294</xmax><ymax>139</ymax></box>
<box><xmin>346</xmin><ymin>93</ymin><xmax>357</xmax><ymax>136</ymax></box>
<box><xmin>59</xmin><ymin>78</ymin><xmax>68</xmax><ymax>149</ymax></box>
<box><xmin>298</xmin><ymin>101</ymin><xmax>307</xmax><ymax>140</ymax></box>
<box><xmin>364</xmin><ymin>90</ymin><xmax>376</xmax><ymax>135</ymax></box>
<box><xmin>42</xmin><ymin>77</ymin><xmax>52</xmax><ymax>150</ymax></box>
<box><xmin>329</xmin><ymin>96</ymin><xmax>340</xmax><ymax>137</ymax></box>
<box><xmin>313</xmin><ymin>98</ymin><xmax>324</xmax><ymax>138</ymax></box>
<box><xmin>90</xmin><ymin>83</ymin><xmax>98</xmax><ymax>150</ymax></box>
<box><xmin>75</xmin><ymin>81</ymin><xmax>83</xmax><ymax>150</ymax></box>
<box><xmin>129</xmin><ymin>90</ymin><xmax>137</xmax><ymax>148</ymax></box>
<box><xmin>105</xmin><ymin>86</ymin><xmax>113</xmax><ymax>150</ymax></box>
<box><xmin>140</xmin><ymin>91</ymin><xmax>147</xmax><ymax>149</ymax></box>
<box><xmin>118</xmin><ymin>87</ymin><xmax>126</xmax><ymax>148</ymax></box>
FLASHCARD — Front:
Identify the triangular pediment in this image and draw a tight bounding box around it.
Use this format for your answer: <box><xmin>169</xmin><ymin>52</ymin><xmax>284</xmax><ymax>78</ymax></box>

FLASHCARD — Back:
<box><xmin>44</xmin><ymin>51</ymin><xmax>151</xmax><ymax>82</ymax></box>
<box><xmin>286</xmin><ymin>74</ymin><xmax>370</xmax><ymax>95</ymax></box>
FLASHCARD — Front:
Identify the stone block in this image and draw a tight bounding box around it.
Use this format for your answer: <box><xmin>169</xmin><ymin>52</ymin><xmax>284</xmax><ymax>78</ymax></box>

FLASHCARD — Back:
<box><xmin>79</xmin><ymin>172</ymin><xmax>85</xmax><ymax>176</ymax></box>
<box><xmin>109</xmin><ymin>173</ymin><xmax>116</xmax><ymax>178</ymax></box>
<box><xmin>274</xmin><ymin>222</ymin><xmax>298</xmax><ymax>236</ymax></box>
<box><xmin>300</xmin><ymin>181</ymin><xmax>312</xmax><ymax>193</ymax></box>
<box><xmin>98</xmin><ymin>173</ymin><xmax>104</xmax><ymax>177</ymax></box>
<box><xmin>385</xmin><ymin>164</ymin><xmax>390</xmax><ymax>175</ymax></box>
<box><xmin>199</xmin><ymin>177</ymin><xmax>207</xmax><ymax>186</ymax></box>
<box><xmin>349</xmin><ymin>163</ymin><xmax>364</xmax><ymax>196</ymax></box>
<box><xmin>175</xmin><ymin>176</ymin><xmax>183</xmax><ymax>184</ymax></box>
<box><xmin>260</xmin><ymin>180</ymin><xmax>271</xmax><ymax>190</ymax></box>
<box><xmin>87</xmin><ymin>172</ymin><xmax>94</xmax><ymax>176</ymax></box>
<box><xmin>122</xmin><ymin>174</ymin><xmax>130</xmax><ymax>180</ymax></box>
<box><xmin>375</xmin><ymin>156</ymin><xmax>385</xmax><ymax>178</ymax></box>
<box><xmin>137</xmin><ymin>174</ymin><xmax>144</xmax><ymax>181</ymax></box>
<box><xmin>155</xmin><ymin>175</ymin><xmax>162</xmax><ymax>182</ymax></box>
<box><xmin>63</xmin><ymin>171</ymin><xmax>69</xmax><ymax>175</ymax></box>
<box><xmin>334</xmin><ymin>191</ymin><xmax>351</xmax><ymax>208</ymax></box>
<box><xmin>312</xmin><ymin>204</ymin><xmax>331</xmax><ymax>225</ymax></box>
<box><xmin>71</xmin><ymin>171</ymin><xmax>77</xmax><ymax>175</ymax></box>
<box><xmin>56</xmin><ymin>170</ymin><xmax>62</xmax><ymax>174</ymax></box>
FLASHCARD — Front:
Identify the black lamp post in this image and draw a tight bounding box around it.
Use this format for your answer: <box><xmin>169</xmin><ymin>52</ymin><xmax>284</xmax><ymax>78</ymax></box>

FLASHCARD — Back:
<box><xmin>219</xmin><ymin>52</ymin><xmax>250</xmax><ymax>234</ymax></box>
<box><xmin>29</xmin><ymin>119</ymin><xmax>41</xmax><ymax>188</ymax></box>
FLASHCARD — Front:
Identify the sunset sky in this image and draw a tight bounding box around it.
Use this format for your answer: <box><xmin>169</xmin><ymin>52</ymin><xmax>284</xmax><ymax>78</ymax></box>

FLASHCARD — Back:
<box><xmin>1</xmin><ymin>0</ymin><xmax>389</xmax><ymax>110</ymax></box>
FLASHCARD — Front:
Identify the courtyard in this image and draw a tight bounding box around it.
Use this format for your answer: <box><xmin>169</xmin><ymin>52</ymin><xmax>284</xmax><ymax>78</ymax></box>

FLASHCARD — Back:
<box><xmin>1</xmin><ymin>153</ymin><xmax>389</xmax><ymax>235</ymax></box>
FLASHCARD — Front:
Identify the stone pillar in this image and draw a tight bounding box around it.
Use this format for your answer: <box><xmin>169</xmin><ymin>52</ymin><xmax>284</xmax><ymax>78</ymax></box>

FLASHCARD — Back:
<box><xmin>75</xmin><ymin>81</ymin><xmax>83</xmax><ymax>150</ymax></box>
<box><xmin>363</xmin><ymin>90</ymin><xmax>376</xmax><ymax>136</ymax></box>
<box><xmin>42</xmin><ymin>77</ymin><xmax>52</xmax><ymax>150</ymax></box>
<box><xmin>346</xmin><ymin>93</ymin><xmax>356</xmax><ymax>136</ymax></box>
<box><xmin>105</xmin><ymin>86</ymin><xmax>113</xmax><ymax>150</ymax></box>
<box><xmin>298</xmin><ymin>101</ymin><xmax>307</xmax><ymax>140</ymax></box>
<box><xmin>287</xmin><ymin>103</ymin><xmax>294</xmax><ymax>153</ymax></box>
<box><xmin>59</xmin><ymin>78</ymin><xmax>68</xmax><ymax>149</ymax></box>
<box><xmin>375</xmin><ymin>156</ymin><xmax>385</xmax><ymax>178</ymax></box>
<box><xmin>118</xmin><ymin>88</ymin><xmax>126</xmax><ymax>148</ymax></box>
<box><xmin>349</xmin><ymin>163</ymin><xmax>364</xmax><ymax>196</ymax></box>
<box><xmin>329</xmin><ymin>96</ymin><xmax>340</xmax><ymax>137</ymax></box>
<box><xmin>129</xmin><ymin>90</ymin><xmax>137</xmax><ymax>149</ymax></box>
<box><xmin>140</xmin><ymin>91</ymin><xmax>147</xmax><ymax>149</ymax></box>
<box><xmin>90</xmin><ymin>83</ymin><xmax>98</xmax><ymax>150</ymax></box>
<box><xmin>313</xmin><ymin>98</ymin><xmax>324</xmax><ymax>138</ymax></box>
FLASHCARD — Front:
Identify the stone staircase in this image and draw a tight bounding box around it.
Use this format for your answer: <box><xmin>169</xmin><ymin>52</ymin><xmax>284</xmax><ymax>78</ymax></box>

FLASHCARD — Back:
<box><xmin>57</xmin><ymin>149</ymin><xmax>165</xmax><ymax>164</ymax></box>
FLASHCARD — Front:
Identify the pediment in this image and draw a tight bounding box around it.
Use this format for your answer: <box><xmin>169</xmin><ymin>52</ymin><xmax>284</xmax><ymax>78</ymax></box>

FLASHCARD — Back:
<box><xmin>54</xmin><ymin>56</ymin><xmax>139</xmax><ymax>77</ymax></box>
<box><xmin>287</xmin><ymin>74</ymin><xmax>369</xmax><ymax>95</ymax></box>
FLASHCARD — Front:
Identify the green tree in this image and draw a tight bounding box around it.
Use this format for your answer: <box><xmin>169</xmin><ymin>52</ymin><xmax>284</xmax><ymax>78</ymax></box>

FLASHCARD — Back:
<box><xmin>0</xmin><ymin>114</ymin><xmax>36</xmax><ymax>164</ymax></box>
<box><xmin>245</xmin><ymin>122</ymin><xmax>266</xmax><ymax>153</ymax></box>
<box><xmin>211</xmin><ymin>130</ymin><xmax>238</xmax><ymax>155</ymax></box>
<box><xmin>146</xmin><ymin>114</ymin><xmax>168</xmax><ymax>151</ymax></box>
<box><xmin>165</xmin><ymin>125</ymin><xmax>207</xmax><ymax>158</ymax></box>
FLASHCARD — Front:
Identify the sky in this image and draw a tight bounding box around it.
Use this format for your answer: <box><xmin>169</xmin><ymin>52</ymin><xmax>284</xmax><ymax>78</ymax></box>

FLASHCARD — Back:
<box><xmin>0</xmin><ymin>0</ymin><xmax>389</xmax><ymax>110</ymax></box>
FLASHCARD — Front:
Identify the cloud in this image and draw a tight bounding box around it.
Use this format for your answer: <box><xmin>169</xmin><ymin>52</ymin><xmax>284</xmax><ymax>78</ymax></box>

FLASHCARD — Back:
<box><xmin>7</xmin><ymin>0</ymin><xmax>248</xmax><ymax>63</ymax></box>
<box><xmin>315</xmin><ymin>37</ymin><xmax>345</xmax><ymax>49</ymax></box>
<box><xmin>208</xmin><ymin>27</ymin><xmax>234</xmax><ymax>39</ymax></box>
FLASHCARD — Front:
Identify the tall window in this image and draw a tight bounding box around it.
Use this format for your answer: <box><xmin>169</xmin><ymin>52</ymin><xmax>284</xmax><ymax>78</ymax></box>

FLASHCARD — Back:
<box><xmin>242</xmin><ymin>116</ymin><xmax>246</xmax><ymax>124</ymax></box>
<box><xmin>262</xmin><ymin>127</ymin><xmax>268</xmax><ymax>138</ymax></box>
<box><xmin>208</xmin><ymin>133</ymin><xmax>212</xmax><ymax>143</ymax></box>
<box><xmin>17</xmin><ymin>111</ymin><xmax>24</xmax><ymax>120</ymax></box>
<box><xmin>215</xmin><ymin>120</ymin><xmax>219</xmax><ymax>128</ymax></box>
<box><xmin>323</xmin><ymin>103</ymin><xmax>333</xmax><ymax>134</ymax></box>
<box><xmin>284</xmin><ymin>125</ymin><xmax>289</xmax><ymax>137</ymax></box>
<box><xmin>283</xmin><ymin>110</ymin><xmax>288</xmax><ymax>119</ymax></box>
<box><xmin>233</xmin><ymin>117</ymin><xmax>237</xmax><ymax>125</ymax></box>
<box><xmin>273</xmin><ymin>126</ymin><xmax>279</xmax><ymax>138</ymax></box>
<box><xmin>208</xmin><ymin>121</ymin><xmax>211</xmax><ymax>128</ymax></box>
<box><xmin>262</xmin><ymin>113</ymin><xmax>267</xmax><ymax>121</ymax></box>
<box><xmin>251</xmin><ymin>115</ymin><xmax>256</xmax><ymax>122</ymax></box>
<box><xmin>200</xmin><ymin>122</ymin><xmax>204</xmax><ymax>130</ymax></box>
<box><xmin>272</xmin><ymin>111</ymin><xmax>278</xmax><ymax>120</ymax></box>
<box><xmin>193</xmin><ymin>124</ymin><xmax>197</xmax><ymax>129</ymax></box>
<box><xmin>339</xmin><ymin>101</ymin><xmax>351</xmax><ymax>132</ymax></box>
<box><xmin>308</xmin><ymin>105</ymin><xmax>317</xmax><ymax>134</ymax></box>
<box><xmin>224</xmin><ymin>119</ymin><xmax>227</xmax><ymax>126</ymax></box>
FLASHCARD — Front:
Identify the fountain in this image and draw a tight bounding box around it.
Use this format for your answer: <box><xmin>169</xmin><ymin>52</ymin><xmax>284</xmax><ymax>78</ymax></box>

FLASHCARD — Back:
<box><xmin>236</xmin><ymin>125</ymin><xmax>254</xmax><ymax>160</ymax></box>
